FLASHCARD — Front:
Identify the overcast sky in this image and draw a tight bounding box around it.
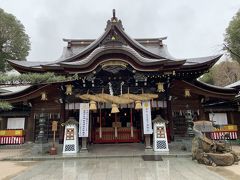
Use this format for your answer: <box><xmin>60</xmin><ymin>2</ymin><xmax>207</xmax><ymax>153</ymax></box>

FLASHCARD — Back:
<box><xmin>1</xmin><ymin>0</ymin><xmax>240</xmax><ymax>62</ymax></box>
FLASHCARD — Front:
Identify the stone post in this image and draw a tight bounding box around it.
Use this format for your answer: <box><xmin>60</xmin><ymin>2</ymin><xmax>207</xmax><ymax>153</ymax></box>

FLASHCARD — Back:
<box><xmin>145</xmin><ymin>134</ymin><xmax>152</xmax><ymax>150</ymax></box>
<box><xmin>81</xmin><ymin>137</ymin><xmax>88</xmax><ymax>152</ymax></box>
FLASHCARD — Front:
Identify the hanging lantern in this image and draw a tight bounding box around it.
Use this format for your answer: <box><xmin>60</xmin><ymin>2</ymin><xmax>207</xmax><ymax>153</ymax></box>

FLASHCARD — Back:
<box><xmin>184</xmin><ymin>89</ymin><xmax>191</xmax><ymax>97</ymax></box>
<box><xmin>111</xmin><ymin>103</ymin><xmax>119</xmax><ymax>113</ymax></box>
<box><xmin>65</xmin><ymin>84</ymin><xmax>73</xmax><ymax>95</ymax></box>
<box><xmin>135</xmin><ymin>100</ymin><xmax>142</xmax><ymax>110</ymax></box>
<box><xmin>89</xmin><ymin>101</ymin><xmax>97</xmax><ymax>111</ymax></box>
<box><xmin>41</xmin><ymin>92</ymin><xmax>48</xmax><ymax>101</ymax></box>
<box><xmin>157</xmin><ymin>82</ymin><xmax>164</xmax><ymax>92</ymax></box>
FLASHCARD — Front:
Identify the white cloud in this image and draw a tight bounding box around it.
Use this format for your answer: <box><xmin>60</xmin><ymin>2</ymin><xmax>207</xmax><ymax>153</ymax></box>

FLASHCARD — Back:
<box><xmin>1</xmin><ymin>0</ymin><xmax>239</xmax><ymax>61</ymax></box>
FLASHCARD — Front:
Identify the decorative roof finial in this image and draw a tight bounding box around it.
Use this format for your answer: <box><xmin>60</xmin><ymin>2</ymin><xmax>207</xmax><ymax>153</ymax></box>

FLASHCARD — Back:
<box><xmin>113</xmin><ymin>9</ymin><xmax>116</xmax><ymax>19</ymax></box>
<box><xmin>111</xmin><ymin>9</ymin><xmax>118</xmax><ymax>22</ymax></box>
<box><xmin>106</xmin><ymin>9</ymin><xmax>124</xmax><ymax>30</ymax></box>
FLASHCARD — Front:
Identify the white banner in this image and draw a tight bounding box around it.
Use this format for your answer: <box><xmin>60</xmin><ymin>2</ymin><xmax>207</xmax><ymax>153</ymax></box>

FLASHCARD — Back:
<box><xmin>79</xmin><ymin>103</ymin><xmax>89</xmax><ymax>137</ymax></box>
<box><xmin>7</xmin><ymin>118</ymin><xmax>25</xmax><ymax>129</ymax></box>
<box><xmin>142</xmin><ymin>101</ymin><xmax>153</xmax><ymax>134</ymax></box>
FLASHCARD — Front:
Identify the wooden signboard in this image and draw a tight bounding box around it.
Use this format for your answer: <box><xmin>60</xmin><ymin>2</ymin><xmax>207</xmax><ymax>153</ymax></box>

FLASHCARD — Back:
<box><xmin>50</xmin><ymin>121</ymin><xmax>58</xmax><ymax>155</ymax></box>
<box><xmin>52</xmin><ymin>121</ymin><xmax>58</xmax><ymax>131</ymax></box>
<box><xmin>112</xmin><ymin>122</ymin><xmax>121</xmax><ymax>128</ymax></box>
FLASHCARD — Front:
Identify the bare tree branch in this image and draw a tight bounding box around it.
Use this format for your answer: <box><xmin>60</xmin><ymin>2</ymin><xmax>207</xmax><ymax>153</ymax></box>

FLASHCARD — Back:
<box><xmin>223</xmin><ymin>43</ymin><xmax>240</xmax><ymax>59</ymax></box>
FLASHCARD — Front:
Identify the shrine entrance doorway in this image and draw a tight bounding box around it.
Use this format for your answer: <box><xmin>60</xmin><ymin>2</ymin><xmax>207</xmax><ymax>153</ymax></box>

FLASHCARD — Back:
<box><xmin>91</xmin><ymin>107</ymin><xmax>142</xmax><ymax>143</ymax></box>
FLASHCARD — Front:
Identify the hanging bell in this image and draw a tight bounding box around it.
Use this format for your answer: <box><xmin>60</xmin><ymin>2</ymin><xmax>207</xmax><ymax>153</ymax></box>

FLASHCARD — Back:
<box><xmin>184</xmin><ymin>89</ymin><xmax>191</xmax><ymax>97</ymax></box>
<box><xmin>157</xmin><ymin>82</ymin><xmax>164</xmax><ymax>92</ymax></box>
<box><xmin>135</xmin><ymin>100</ymin><xmax>142</xmax><ymax>110</ymax></box>
<box><xmin>41</xmin><ymin>92</ymin><xmax>48</xmax><ymax>101</ymax></box>
<box><xmin>65</xmin><ymin>84</ymin><xmax>73</xmax><ymax>95</ymax></box>
<box><xmin>111</xmin><ymin>103</ymin><xmax>119</xmax><ymax>113</ymax></box>
<box><xmin>89</xmin><ymin>101</ymin><xmax>97</xmax><ymax>110</ymax></box>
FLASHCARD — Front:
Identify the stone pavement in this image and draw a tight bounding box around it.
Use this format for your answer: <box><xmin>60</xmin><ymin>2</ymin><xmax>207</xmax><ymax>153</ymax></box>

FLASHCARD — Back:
<box><xmin>0</xmin><ymin>142</ymin><xmax>192</xmax><ymax>161</ymax></box>
<box><xmin>11</xmin><ymin>157</ymin><xmax>225</xmax><ymax>180</ymax></box>
<box><xmin>0</xmin><ymin>161</ymin><xmax>37</xmax><ymax>180</ymax></box>
<box><xmin>1</xmin><ymin>142</ymin><xmax>240</xmax><ymax>179</ymax></box>
<box><xmin>1</xmin><ymin>140</ymin><xmax>240</xmax><ymax>161</ymax></box>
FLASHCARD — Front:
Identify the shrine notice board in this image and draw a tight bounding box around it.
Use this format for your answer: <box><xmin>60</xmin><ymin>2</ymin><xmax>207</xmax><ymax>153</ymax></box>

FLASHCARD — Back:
<box><xmin>142</xmin><ymin>101</ymin><xmax>153</xmax><ymax>134</ymax></box>
<box><xmin>79</xmin><ymin>103</ymin><xmax>89</xmax><ymax>137</ymax></box>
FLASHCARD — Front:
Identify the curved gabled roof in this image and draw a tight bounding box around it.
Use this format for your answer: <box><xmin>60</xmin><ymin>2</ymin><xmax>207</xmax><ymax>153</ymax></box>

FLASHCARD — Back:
<box><xmin>193</xmin><ymin>79</ymin><xmax>237</xmax><ymax>93</ymax></box>
<box><xmin>7</xmin><ymin>60</ymin><xmax>49</xmax><ymax>69</ymax></box>
<box><xmin>0</xmin><ymin>85</ymin><xmax>42</xmax><ymax>103</ymax></box>
<box><xmin>225</xmin><ymin>80</ymin><xmax>240</xmax><ymax>89</ymax></box>
<box><xmin>179</xmin><ymin>54</ymin><xmax>222</xmax><ymax>72</ymax></box>
<box><xmin>53</xmin><ymin>20</ymin><xmax>169</xmax><ymax>64</ymax></box>
<box><xmin>57</xmin><ymin>46</ymin><xmax>185</xmax><ymax>73</ymax></box>
<box><xmin>60</xmin><ymin>46</ymin><xmax>179</xmax><ymax>66</ymax></box>
<box><xmin>171</xmin><ymin>80</ymin><xmax>237</xmax><ymax>100</ymax></box>
<box><xmin>185</xmin><ymin>55</ymin><xmax>222</xmax><ymax>65</ymax></box>
<box><xmin>7</xmin><ymin>60</ymin><xmax>45</xmax><ymax>73</ymax></box>
<box><xmin>0</xmin><ymin>85</ymin><xmax>31</xmax><ymax>95</ymax></box>
<box><xmin>7</xmin><ymin>13</ymin><xmax>222</xmax><ymax>74</ymax></box>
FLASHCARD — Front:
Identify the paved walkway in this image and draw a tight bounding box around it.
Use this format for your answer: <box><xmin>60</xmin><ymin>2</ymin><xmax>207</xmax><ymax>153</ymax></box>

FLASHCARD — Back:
<box><xmin>1</xmin><ymin>143</ymin><xmax>240</xmax><ymax>179</ymax></box>
<box><xmin>0</xmin><ymin>161</ymin><xmax>36</xmax><ymax>180</ymax></box>
<box><xmin>0</xmin><ymin>143</ymin><xmax>192</xmax><ymax>161</ymax></box>
<box><xmin>1</xmin><ymin>141</ymin><xmax>240</xmax><ymax>161</ymax></box>
<box><xmin>11</xmin><ymin>157</ymin><xmax>225</xmax><ymax>180</ymax></box>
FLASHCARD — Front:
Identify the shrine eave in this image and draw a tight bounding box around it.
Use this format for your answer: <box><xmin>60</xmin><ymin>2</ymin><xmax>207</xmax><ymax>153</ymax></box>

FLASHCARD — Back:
<box><xmin>193</xmin><ymin>80</ymin><xmax>237</xmax><ymax>94</ymax></box>
<box><xmin>8</xmin><ymin>53</ymin><xmax>221</xmax><ymax>74</ymax></box>
<box><xmin>58</xmin><ymin>46</ymin><xmax>185</xmax><ymax>70</ymax></box>
<box><xmin>179</xmin><ymin>54</ymin><xmax>222</xmax><ymax>72</ymax></box>
<box><xmin>0</xmin><ymin>85</ymin><xmax>47</xmax><ymax>103</ymax></box>
<box><xmin>172</xmin><ymin>80</ymin><xmax>237</xmax><ymax>100</ymax></box>
<box><xmin>7</xmin><ymin>60</ymin><xmax>45</xmax><ymax>73</ymax></box>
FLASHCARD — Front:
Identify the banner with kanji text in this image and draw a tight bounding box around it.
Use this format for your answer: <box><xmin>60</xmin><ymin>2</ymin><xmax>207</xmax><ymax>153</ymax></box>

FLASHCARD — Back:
<box><xmin>142</xmin><ymin>101</ymin><xmax>153</xmax><ymax>134</ymax></box>
<box><xmin>79</xmin><ymin>103</ymin><xmax>89</xmax><ymax>137</ymax></box>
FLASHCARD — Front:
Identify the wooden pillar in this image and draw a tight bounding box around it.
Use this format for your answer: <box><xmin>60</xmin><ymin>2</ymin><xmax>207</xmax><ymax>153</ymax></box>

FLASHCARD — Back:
<box><xmin>198</xmin><ymin>108</ymin><xmax>206</xmax><ymax>119</ymax></box>
<box><xmin>0</xmin><ymin>117</ymin><xmax>7</xmax><ymax>130</ymax></box>
<box><xmin>26</xmin><ymin>110</ymin><xmax>35</xmax><ymax>142</ymax></box>
<box><xmin>89</xmin><ymin>110</ymin><xmax>91</xmax><ymax>139</ymax></box>
<box><xmin>198</xmin><ymin>97</ymin><xmax>206</xmax><ymax>120</ymax></box>
<box><xmin>0</xmin><ymin>118</ymin><xmax>2</xmax><ymax>130</ymax></box>
<box><xmin>99</xmin><ymin>103</ymin><xmax>102</xmax><ymax>138</ymax></box>
<box><xmin>114</xmin><ymin>113</ymin><xmax>118</xmax><ymax>138</ymax></box>
<box><xmin>130</xmin><ymin>108</ymin><xmax>133</xmax><ymax>137</ymax></box>
<box><xmin>166</xmin><ymin>78</ymin><xmax>174</xmax><ymax>141</ymax></box>
<box><xmin>59</xmin><ymin>102</ymin><xmax>65</xmax><ymax>144</ymax></box>
<box><xmin>140</xmin><ymin>109</ymin><xmax>144</xmax><ymax>141</ymax></box>
<box><xmin>25</xmin><ymin>116</ymin><xmax>32</xmax><ymax>142</ymax></box>
<box><xmin>228</xmin><ymin>112</ymin><xmax>234</xmax><ymax>124</ymax></box>
<box><xmin>167</xmin><ymin>99</ymin><xmax>174</xmax><ymax>141</ymax></box>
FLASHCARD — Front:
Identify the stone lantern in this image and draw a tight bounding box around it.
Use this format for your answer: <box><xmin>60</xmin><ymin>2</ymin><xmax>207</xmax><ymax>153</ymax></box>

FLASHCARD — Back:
<box><xmin>152</xmin><ymin>115</ymin><xmax>169</xmax><ymax>152</ymax></box>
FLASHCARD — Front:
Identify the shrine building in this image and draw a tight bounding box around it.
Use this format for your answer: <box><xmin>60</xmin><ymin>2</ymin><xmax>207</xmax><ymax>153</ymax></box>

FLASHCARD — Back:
<box><xmin>0</xmin><ymin>10</ymin><xmax>238</xmax><ymax>147</ymax></box>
